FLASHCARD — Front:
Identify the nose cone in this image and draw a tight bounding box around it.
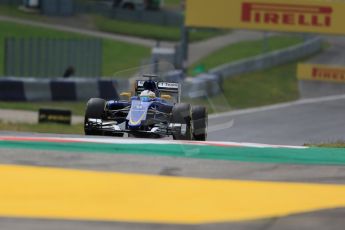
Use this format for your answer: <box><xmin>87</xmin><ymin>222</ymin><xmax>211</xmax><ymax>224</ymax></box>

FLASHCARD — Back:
<box><xmin>127</xmin><ymin>100</ymin><xmax>150</xmax><ymax>127</ymax></box>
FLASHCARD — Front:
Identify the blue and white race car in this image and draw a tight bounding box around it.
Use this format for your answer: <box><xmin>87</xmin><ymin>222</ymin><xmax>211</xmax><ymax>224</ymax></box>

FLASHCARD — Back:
<box><xmin>84</xmin><ymin>75</ymin><xmax>207</xmax><ymax>141</ymax></box>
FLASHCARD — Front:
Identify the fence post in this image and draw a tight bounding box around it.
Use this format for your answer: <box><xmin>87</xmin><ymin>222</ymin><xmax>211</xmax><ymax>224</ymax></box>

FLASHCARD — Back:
<box><xmin>96</xmin><ymin>39</ymin><xmax>102</xmax><ymax>77</ymax></box>
<box><xmin>4</xmin><ymin>38</ymin><xmax>11</xmax><ymax>76</ymax></box>
<box><xmin>28</xmin><ymin>37</ymin><xmax>33</xmax><ymax>77</ymax></box>
<box><xmin>37</xmin><ymin>38</ymin><xmax>43</xmax><ymax>77</ymax></box>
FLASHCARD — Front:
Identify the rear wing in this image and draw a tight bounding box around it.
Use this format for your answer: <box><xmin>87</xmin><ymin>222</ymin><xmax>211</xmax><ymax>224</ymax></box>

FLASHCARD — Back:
<box><xmin>135</xmin><ymin>80</ymin><xmax>181</xmax><ymax>103</ymax></box>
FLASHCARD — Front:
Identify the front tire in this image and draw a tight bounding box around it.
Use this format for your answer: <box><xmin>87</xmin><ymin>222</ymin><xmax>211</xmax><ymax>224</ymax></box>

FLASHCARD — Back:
<box><xmin>192</xmin><ymin>106</ymin><xmax>208</xmax><ymax>141</ymax></box>
<box><xmin>84</xmin><ymin>98</ymin><xmax>106</xmax><ymax>135</ymax></box>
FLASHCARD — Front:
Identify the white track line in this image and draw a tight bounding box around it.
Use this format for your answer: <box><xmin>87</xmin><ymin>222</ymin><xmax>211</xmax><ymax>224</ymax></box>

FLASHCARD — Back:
<box><xmin>209</xmin><ymin>94</ymin><xmax>345</xmax><ymax>119</ymax></box>
<box><xmin>208</xmin><ymin>120</ymin><xmax>234</xmax><ymax>133</ymax></box>
<box><xmin>0</xmin><ymin>136</ymin><xmax>307</xmax><ymax>149</ymax></box>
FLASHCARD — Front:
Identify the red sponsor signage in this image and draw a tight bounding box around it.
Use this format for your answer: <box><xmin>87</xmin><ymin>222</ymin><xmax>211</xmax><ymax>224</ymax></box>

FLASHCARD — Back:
<box><xmin>312</xmin><ymin>67</ymin><xmax>345</xmax><ymax>81</ymax></box>
<box><xmin>186</xmin><ymin>0</ymin><xmax>345</xmax><ymax>35</ymax></box>
<box><xmin>242</xmin><ymin>2</ymin><xmax>333</xmax><ymax>28</ymax></box>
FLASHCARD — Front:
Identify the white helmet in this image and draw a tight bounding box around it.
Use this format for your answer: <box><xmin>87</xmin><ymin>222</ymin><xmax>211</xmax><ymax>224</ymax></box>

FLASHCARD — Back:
<box><xmin>140</xmin><ymin>90</ymin><xmax>156</xmax><ymax>98</ymax></box>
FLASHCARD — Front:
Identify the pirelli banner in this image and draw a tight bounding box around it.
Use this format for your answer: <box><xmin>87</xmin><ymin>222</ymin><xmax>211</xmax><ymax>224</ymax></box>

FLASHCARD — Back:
<box><xmin>186</xmin><ymin>0</ymin><xmax>345</xmax><ymax>35</ymax></box>
<box><xmin>297</xmin><ymin>63</ymin><xmax>345</xmax><ymax>83</ymax></box>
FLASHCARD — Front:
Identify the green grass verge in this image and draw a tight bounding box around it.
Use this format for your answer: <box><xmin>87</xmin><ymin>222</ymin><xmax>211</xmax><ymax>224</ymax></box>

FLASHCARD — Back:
<box><xmin>186</xmin><ymin>60</ymin><xmax>301</xmax><ymax>113</ymax></box>
<box><xmin>220</xmin><ymin>61</ymin><xmax>300</xmax><ymax>109</ymax></box>
<box><xmin>164</xmin><ymin>0</ymin><xmax>181</xmax><ymax>7</ymax></box>
<box><xmin>93</xmin><ymin>15</ymin><xmax>225</xmax><ymax>42</ymax></box>
<box><xmin>0</xmin><ymin>5</ymin><xmax>43</xmax><ymax>21</ymax></box>
<box><xmin>102</xmin><ymin>39</ymin><xmax>149</xmax><ymax>76</ymax></box>
<box><xmin>0</xmin><ymin>101</ymin><xmax>87</xmax><ymax>116</ymax></box>
<box><xmin>189</xmin><ymin>35</ymin><xmax>305</xmax><ymax>75</ymax></box>
<box><xmin>306</xmin><ymin>141</ymin><xmax>345</xmax><ymax>148</ymax></box>
<box><xmin>0</xmin><ymin>121</ymin><xmax>83</xmax><ymax>134</ymax></box>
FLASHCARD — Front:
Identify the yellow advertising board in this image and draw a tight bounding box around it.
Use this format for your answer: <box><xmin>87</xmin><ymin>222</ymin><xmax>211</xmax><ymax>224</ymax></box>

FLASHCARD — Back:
<box><xmin>186</xmin><ymin>0</ymin><xmax>345</xmax><ymax>35</ymax></box>
<box><xmin>297</xmin><ymin>63</ymin><xmax>345</xmax><ymax>83</ymax></box>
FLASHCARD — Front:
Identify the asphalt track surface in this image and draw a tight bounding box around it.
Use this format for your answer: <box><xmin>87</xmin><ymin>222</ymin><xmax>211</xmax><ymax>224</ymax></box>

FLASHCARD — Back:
<box><xmin>309</xmin><ymin>35</ymin><xmax>345</xmax><ymax>66</ymax></box>
<box><xmin>208</xmin><ymin>95</ymin><xmax>345</xmax><ymax>145</ymax></box>
<box><xmin>1</xmin><ymin>96</ymin><xmax>345</xmax><ymax>229</ymax></box>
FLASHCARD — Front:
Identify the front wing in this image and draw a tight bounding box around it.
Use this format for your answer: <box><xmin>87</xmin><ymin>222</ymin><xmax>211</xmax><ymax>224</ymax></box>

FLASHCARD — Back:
<box><xmin>85</xmin><ymin>119</ymin><xmax>184</xmax><ymax>137</ymax></box>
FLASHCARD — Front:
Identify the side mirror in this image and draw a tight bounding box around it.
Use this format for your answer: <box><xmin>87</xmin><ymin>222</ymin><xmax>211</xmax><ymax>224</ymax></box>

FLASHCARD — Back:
<box><xmin>120</xmin><ymin>92</ymin><xmax>132</xmax><ymax>98</ymax></box>
<box><xmin>161</xmin><ymin>94</ymin><xmax>172</xmax><ymax>100</ymax></box>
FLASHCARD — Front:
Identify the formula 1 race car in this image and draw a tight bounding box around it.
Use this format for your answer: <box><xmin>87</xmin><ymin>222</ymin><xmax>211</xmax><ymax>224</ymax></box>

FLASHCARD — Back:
<box><xmin>84</xmin><ymin>75</ymin><xmax>208</xmax><ymax>141</ymax></box>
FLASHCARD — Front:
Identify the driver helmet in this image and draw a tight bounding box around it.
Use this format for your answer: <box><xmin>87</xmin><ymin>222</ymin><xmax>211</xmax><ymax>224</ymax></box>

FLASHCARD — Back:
<box><xmin>140</xmin><ymin>90</ymin><xmax>156</xmax><ymax>98</ymax></box>
<box><xmin>143</xmin><ymin>80</ymin><xmax>157</xmax><ymax>93</ymax></box>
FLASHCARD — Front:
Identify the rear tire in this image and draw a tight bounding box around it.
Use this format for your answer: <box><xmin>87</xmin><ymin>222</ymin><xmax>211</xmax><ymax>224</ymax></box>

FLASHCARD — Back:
<box><xmin>171</xmin><ymin>103</ymin><xmax>193</xmax><ymax>140</ymax></box>
<box><xmin>192</xmin><ymin>106</ymin><xmax>208</xmax><ymax>141</ymax></box>
<box><xmin>84</xmin><ymin>98</ymin><xmax>106</xmax><ymax>135</ymax></box>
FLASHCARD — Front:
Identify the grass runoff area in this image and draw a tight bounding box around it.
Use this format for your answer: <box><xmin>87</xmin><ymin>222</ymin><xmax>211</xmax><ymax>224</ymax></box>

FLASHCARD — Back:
<box><xmin>0</xmin><ymin>101</ymin><xmax>85</xmax><ymax>134</ymax></box>
<box><xmin>164</xmin><ymin>0</ymin><xmax>181</xmax><ymax>8</ymax></box>
<box><xmin>0</xmin><ymin>101</ymin><xmax>87</xmax><ymax>116</ymax></box>
<box><xmin>0</xmin><ymin>20</ymin><xmax>150</xmax><ymax>76</ymax></box>
<box><xmin>93</xmin><ymin>15</ymin><xmax>225</xmax><ymax>42</ymax></box>
<box><xmin>189</xmin><ymin>35</ymin><xmax>304</xmax><ymax>75</ymax></box>
<box><xmin>220</xmin><ymin>60</ymin><xmax>300</xmax><ymax>108</ymax></box>
<box><xmin>0</xmin><ymin>101</ymin><xmax>86</xmax><ymax>134</ymax></box>
<box><xmin>0</xmin><ymin>121</ymin><xmax>84</xmax><ymax>135</ymax></box>
<box><xmin>306</xmin><ymin>141</ymin><xmax>345</xmax><ymax>148</ymax></box>
<box><xmin>0</xmin><ymin>4</ymin><xmax>224</xmax><ymax>42</ymax></box>
<box><xmin>186</xmin><ymin>59</ymin><xmax>300</xmax><ymax>114</ymax></box>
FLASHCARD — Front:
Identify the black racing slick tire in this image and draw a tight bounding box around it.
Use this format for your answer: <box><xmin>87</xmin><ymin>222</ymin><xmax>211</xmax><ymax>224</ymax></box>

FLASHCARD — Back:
<box><xmin>171</xmin><ymin>103</ymin><xmax>193</xmax><ymax>140</ymax></box>
<box><xmin>84</xmin><ymin>98</ymin><xmax>106</xmax><ymax>135</ymax></box>
<box><xmin>192</xmin><ymin>106</ymin><xmax>208</xmax><ymax>141</ymax></box>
